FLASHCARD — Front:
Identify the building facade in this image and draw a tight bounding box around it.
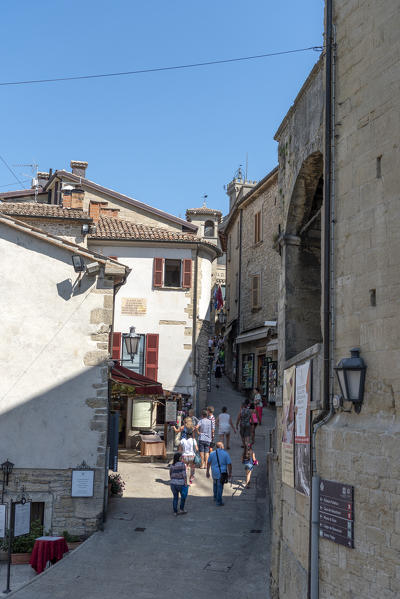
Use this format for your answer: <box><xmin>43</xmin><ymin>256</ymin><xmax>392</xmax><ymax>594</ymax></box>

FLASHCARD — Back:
<box><xmin>269</xmin><ymin>2</ymin><xmax>400</xmax><ymax>598</ymax></box>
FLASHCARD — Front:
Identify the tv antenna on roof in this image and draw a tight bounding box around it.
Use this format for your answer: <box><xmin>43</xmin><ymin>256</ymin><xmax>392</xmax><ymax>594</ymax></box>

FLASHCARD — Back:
<box><xmin>13</xmin><ymin>162</ymin><xmax>39</xmax><ymax>201</ymax></box>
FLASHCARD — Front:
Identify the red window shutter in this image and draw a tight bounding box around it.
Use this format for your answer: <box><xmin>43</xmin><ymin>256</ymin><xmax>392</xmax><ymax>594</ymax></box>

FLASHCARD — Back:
<box><xmin>145</xmin><ymin>334</ymin><xmax>159</xmax><ymax>381</ymax></box>
<box><xmin>182</xmin><ymin>259</ymin><xmax>192</xmax><ymax>288</ymax></box>
<box><xmin>111</xmin><ymin>332</ymin><xmax>122</xmax><ymax>360</ymax></box>
<box><xmin>153</xmin><ymin>258</ymin><xmax>164</xmax><ymax>287</ymax></box>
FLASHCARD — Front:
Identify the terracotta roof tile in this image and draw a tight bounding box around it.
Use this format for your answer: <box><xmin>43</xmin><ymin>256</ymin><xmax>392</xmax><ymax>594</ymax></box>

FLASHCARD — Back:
<box><xmin>186</xmin><ymin>206</ymin><xmax>222</xmax><ymax>215</ymax></box>
<box><xmin>90</xmin><ymin>217</ymin><xmax>199</xmax><ymax>242</ymax></box>
<box><xmin>0</xmin><ymin>202</ymin><xmax>91</xmax><ymax>221</ymax></box>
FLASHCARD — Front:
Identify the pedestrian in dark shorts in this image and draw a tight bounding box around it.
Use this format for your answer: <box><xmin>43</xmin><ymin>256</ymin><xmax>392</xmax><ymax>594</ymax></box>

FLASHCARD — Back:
<box><xmin>196</xmin><ymin>409</ymin><xmax>213</xmax><ymax>468</ymax></box>
<box><xmin>236</xmin><ymin>400</ymin><xmax>251</xmax><ymax>447</ymax></box>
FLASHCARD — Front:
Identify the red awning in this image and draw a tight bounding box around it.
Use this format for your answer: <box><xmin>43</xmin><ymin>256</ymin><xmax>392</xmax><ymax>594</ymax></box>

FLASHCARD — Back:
<box><xmin>110</xmin><ymin>363</ymin><xmax>163</xmax><ymax>395</ymax></box>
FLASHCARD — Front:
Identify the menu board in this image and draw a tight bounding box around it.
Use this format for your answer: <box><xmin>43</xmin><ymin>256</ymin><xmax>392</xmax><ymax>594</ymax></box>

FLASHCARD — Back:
<box><xmin>71</xmin><ymin>469</ymin><xmax>95</xmax><ymax>497</ymax></box>
<box><xmin>319</xmin><ymin>479</ymin><xmax>354</xmax><ymax>548</ymax></box>
<box><xmin>14</xmin><ymin>502</ymin><xmax>31</xmax><ymax>537</ymax></box>
<box><xmin>165</xmin><ymin>401</ymin><xmax>177</xmax><ymax>423</ymax></box>
<box><xmin>241</xmin><ymin>354</ymin><xmax>254</xmax><ymax>389</ymax></box>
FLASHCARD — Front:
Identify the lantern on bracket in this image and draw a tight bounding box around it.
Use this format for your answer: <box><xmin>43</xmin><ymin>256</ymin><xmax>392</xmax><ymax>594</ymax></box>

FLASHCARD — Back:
<box><xmin>334</xmin><ymin>347</ymin><xmax>367</xmax><ymax>414</ymax></box>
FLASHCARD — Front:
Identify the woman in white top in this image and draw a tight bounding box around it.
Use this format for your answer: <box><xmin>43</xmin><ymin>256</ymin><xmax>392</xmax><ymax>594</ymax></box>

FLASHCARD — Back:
<box><xmin>216</xmin><ymin>406</ymin><xmax>236</xmax><ymax>450</ymax></box>
<box><xmin>179</xmin><ymin>430</ymin><xmax>198</xmax><ymax>484</ymax></box>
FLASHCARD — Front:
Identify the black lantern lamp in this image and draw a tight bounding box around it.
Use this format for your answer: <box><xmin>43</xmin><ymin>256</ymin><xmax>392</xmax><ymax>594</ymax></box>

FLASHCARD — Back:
<box><xmin>71</xmin><ymin>254</ymin><xmax>85</xmax><ymax>273</ymax></box>
<box><xmin>124</xmin><ymin>326</ymin><xmax>140</xmax><ymax>361</ymax></box>
<box><xmin>334</xmin><ymin>348</ymin><xmax>367</xmax><ymax>413</ymax></box>
<box><xmin>1</xmin><ymin>459</ymin><xmax>14</xmax><ymax>502</ymax></box>
<box><xmin>218</xmin><ymin>311</ymin><xmax>226</xmax><ymax>324</ymax></box>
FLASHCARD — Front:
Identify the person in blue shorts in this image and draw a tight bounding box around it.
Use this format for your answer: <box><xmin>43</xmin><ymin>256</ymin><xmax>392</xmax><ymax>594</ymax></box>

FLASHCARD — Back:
<box><xmin>206</xmin><ymin>442</ymin><xmax>232</xmax><ymax>506</ymax></box>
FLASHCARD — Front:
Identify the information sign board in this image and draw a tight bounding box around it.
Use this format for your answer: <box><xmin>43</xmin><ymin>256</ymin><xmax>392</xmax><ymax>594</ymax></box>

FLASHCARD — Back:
<box><xmin>319</xmin><ymin>479</ymin><xmax>354</xmax><ymax>548</ymax></box>
<box><xmin>0</xmin><ymin>505</ymin><xmax>6</xmax><ymax>538</ymax></box>
<box><xmin>14</xmin><ymin>502</ymin><xmax>31</xmax><ymax>537</ymax></box>
<box><xmin>71</xmin><ymin>469</ymin><xmax>95</xmax><ymax>497</ymax></box>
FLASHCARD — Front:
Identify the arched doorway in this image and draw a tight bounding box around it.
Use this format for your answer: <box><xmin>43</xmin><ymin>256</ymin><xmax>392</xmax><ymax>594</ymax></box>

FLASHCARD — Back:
<box><xmin>284</xmin><ymin>152</ymin><xmax>323</xmax><ymax>360</ymax></box>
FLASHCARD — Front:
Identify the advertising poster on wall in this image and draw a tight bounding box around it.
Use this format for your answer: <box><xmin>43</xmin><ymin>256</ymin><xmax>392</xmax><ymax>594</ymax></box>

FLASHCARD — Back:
<box><xmin>295</xmin><ymin>360</ymin><xmax>312</xmax><ymax>496</ymax></box>
<box><xmin>282</xmin><ymin>365</ymin><xmax>295</xmax><ymax>487</ymax></box>
<box><xmin>241</xmin><ymin>354</ymin><xmax>255</xmax><ymax>389</ymax></box>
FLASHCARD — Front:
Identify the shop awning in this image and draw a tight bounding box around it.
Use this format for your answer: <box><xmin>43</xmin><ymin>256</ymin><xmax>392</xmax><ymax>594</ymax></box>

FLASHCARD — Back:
<box><xmin>110</xmin><ymin>363</ymin><xmax>163</xmax><ymax>395</ymax></box>
<box><xmin>236</xmin><ymin>327</ymin><xmax>269</xmax><ymax>345</ymax></box>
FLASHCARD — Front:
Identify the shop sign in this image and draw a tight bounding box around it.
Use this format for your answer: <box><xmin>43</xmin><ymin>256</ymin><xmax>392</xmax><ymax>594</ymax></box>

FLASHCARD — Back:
<box><xmin>319</xmin><ymin>479</ymin><xmax>354</xmax><ymax>548</ymax></box>
<box><xmin>281</xmin><ymin>366</ymin><xmax>295</xmax><ymax>487</ymax></box>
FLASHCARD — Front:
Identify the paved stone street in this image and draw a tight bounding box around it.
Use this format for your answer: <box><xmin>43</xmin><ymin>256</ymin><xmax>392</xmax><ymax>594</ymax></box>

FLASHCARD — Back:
<box><xmin>8</xmin><ymin>375</ymin><xmax>275</xmax><ymax>598</ymax></box>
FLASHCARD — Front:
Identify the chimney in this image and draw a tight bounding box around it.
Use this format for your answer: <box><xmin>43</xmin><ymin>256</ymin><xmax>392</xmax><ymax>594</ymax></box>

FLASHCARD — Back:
<box><xmin>89</xmin><ymin>201</ymin><xmax>102</xmax><ymax>222</ymax></box>
<box><xmin>70</xmin><ymin>188</ymin><xmax>84</xmax><ymax>210</ymax></box>
<box><xmin>62</xmin><ymin>189</ymin><xmax>72</xmax><ymax>208</ymax></box>
<box><xmin>100</xmin><ymin>207</ymin><xmax>120</xmax><ymax>219</ymax></box>
<box><xmin>37</xmin><ymin>171</ymin><xmax>50</xmax><ymax>187</ymax></box>
<box><xmin>70</xmin><ymin>160</ymin><xmax>88</xmax><ymax>178</ymax></box>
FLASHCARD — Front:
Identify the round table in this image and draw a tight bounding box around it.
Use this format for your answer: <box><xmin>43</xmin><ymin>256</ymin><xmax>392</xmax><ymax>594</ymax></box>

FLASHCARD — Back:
<box><xmin>30</xmin><ymin>536</ymin><xmax>69</xmax><ymax>574</ymax></box>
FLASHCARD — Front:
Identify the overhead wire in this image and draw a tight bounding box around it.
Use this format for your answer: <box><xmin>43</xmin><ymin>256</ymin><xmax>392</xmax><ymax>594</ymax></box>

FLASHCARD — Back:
<box><xmin>0</xmin><ymin>46</ymin><xmax>323</xmax><ymax>87</ymax></box>
<box><xmin>0</xmin><ymin>155</ymin><xmax>26</xmax><ymax>187</ymax></box>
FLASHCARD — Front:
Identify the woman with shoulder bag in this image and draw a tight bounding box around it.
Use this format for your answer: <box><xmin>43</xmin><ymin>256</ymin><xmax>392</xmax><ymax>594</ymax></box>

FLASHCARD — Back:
<box><xmin>169</xmin><ymin>453</ymin><xmax>189</xmax><ymax>515</ymax></box>
<box><xmin>180</xmin><ymin>430</ymin><xmax>198</xmax><ymax>485</ymax></box>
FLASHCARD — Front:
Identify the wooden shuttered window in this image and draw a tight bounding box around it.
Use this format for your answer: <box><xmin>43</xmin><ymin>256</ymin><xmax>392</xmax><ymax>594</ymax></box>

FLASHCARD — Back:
<box><xmin>153</xmin><ymin>258</ymin><xmax>164</xmax><ymax>287</ymax></box>
<box><xmin>111</xmin><ymin>332</ymin><xmax>122</xmax><ymax>360</ymax></box>
<box><xmin>145</xmin><ymin>334</ymin><xmax>159</xmax><ymax>381</ymax></box>
<box><xmin>254</xmin><ymin>211</ymin><xmax>261</xmax><ymax>244</ymax></box>
<box><xmin>182</xmin><ymin>259</ymin><xmax>192</xmax><ymax>288</ymax></box>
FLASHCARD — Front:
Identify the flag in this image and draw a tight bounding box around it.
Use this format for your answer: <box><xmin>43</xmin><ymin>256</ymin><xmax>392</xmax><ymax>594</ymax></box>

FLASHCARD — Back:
<box><xmin>216</xmin><ymin>285</ymin><xmax>224</xmax><ymax>310</ymax></box>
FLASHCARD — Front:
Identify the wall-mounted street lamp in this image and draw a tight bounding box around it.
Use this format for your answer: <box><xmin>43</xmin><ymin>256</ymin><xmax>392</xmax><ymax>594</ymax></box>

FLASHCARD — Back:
<box><xmin>334</xmin><ymin>347</ymin><xmax>367</xmax><ymax>414</ymax></box>
<box><xmin>71</xmin><ymin>254</ymin><xmax>85</xmax><ymax>273</ymax></box>
<box><xmin>124</xmin><ymin>326</ymin><xmax>141</xmax><ymax>361</ymax></box>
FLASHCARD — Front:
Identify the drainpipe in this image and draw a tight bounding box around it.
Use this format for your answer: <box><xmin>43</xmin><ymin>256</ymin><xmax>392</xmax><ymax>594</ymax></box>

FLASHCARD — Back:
<box><xmin>235</xmin><ymin>209</ymin><xmax>243</xmax><ymax>388</ymax></box>
<box><xmin>192</xmin><ymin>246</ymin><xmax>199</xmax><ymax>416</ymax></box>
<box><xmin>310</xmin><ymin>2</ymin><xmax>336</xmax><ymax>598</ymax></box>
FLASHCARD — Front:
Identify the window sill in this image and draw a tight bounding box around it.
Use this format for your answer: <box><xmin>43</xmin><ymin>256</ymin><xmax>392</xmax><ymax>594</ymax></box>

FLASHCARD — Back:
<box><xmin>157</xmin><ymin>286</ymin><xmax>189</xmax><ymax>291</ymax></box>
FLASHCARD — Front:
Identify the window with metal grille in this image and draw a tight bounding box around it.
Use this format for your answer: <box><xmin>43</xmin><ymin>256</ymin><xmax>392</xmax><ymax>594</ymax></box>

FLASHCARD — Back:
<box><xmin>254</xmin><ymin>211</ymin><xmax>262</xmax><ymax>244</ymax></box>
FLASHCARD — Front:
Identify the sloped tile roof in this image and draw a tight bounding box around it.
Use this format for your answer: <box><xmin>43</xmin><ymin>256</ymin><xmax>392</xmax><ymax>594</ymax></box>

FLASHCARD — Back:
<box><xmin>0</xmin><ymin>202</ymin><xmax>91</xmax><ymax>221</ymax></box>
<box><xmin>186</xmin><ymin>206</ymin><xmax>222</xmax><ymax>216</ymax></box>
<box><xmin>90</xmin><ymin>217</ymin><xmax>199</xmax><ymax>242</ymax></box>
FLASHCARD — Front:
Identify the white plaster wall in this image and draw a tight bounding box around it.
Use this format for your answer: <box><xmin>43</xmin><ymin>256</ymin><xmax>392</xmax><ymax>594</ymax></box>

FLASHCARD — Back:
<box><xmin>92</xmin><ymin>244</ymin><xmax>212</xmax><ymax>394</ymax></box>
<box><xmin>198</xmin><ymin>252</ymin><xmax>212</xmax><ymax>321</ymax></box>
<box><xmin>0</xmin><ymin>224</ymin><xmax>107</xmax><ymax>469</ymax></box>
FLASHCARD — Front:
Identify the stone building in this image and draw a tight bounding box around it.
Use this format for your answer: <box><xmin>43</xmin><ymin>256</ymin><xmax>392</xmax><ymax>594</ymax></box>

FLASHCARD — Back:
<box><xmin>0</xmin><ymin>212</ymin><xmax>128</xmax><ymax>536</ymax></box>
<box><xmin>186</xmin><ymin>203</ymin><xmax>225</xmax><ymax>335</ymax></box>
<box><xmin>269</xmin><ymin>2</ymin><xmax>400</xmax><ymax>598</ymax></box>
<box><xmin>220</xmin><ymin>168</ymin><xmax>280</xmax><ymax>397</ymax></box>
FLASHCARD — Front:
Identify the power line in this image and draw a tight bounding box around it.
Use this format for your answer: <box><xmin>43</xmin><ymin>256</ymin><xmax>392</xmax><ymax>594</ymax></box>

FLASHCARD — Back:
<box><xmin>0</xmin><ymin>155</ymin><xmax>26</xmax><ymax>187</ymax></box>
<box><xmin>0</xmin><ymin>46</ymin><xmax>323</xmax><ymax>87</ymax></box>
<box><xmin>0</xmin><ymin>179</ymin><xmax>30</xmax><ymax>189</ymax></box>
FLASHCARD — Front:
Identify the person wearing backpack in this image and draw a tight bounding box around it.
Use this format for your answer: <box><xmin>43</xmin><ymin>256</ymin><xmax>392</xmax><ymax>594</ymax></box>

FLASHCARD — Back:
<box><xmin>236</xmin><ymin>400</ymin><xmax>252</xmax><ymax>447</ymax></box>
<box><xmin>206</xmin><ymin>442</ymin><xmax>232</xmax><ymax>506</ymax></box>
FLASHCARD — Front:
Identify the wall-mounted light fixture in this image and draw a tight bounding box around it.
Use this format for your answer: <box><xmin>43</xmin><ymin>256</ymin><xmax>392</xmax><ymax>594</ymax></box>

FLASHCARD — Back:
<box><xmin>334</xmin><ymin>347</ymin><xmax>367</xmax><ymax>413</ymax></box>
<box><xmin>218</xmin><ymin>311</ymin><xmax>226</xmax><ymax>324</ymax></box>
<box><xmin>124</xmin><ymin>326</ymin><xmax>141</xmax><ymax>361</ymax></box>
<box><xmin>71</xmin><ymin>254</ymin><xmax>85</xmax><ymax>273</ymax></box>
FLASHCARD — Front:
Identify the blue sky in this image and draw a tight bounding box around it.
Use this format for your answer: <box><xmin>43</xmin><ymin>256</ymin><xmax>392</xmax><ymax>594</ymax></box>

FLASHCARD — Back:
<box><xmin>0</xmin><ymin>1</ymin><xmax>324</xmax><ymax>217</ymax></box>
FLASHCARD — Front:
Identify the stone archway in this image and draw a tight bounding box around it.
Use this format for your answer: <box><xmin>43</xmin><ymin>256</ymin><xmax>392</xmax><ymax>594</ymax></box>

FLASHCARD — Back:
<box><xmin>283</xmin><ymin>152</ymin><xmax>323</xmax><ymax>360</ymax></box>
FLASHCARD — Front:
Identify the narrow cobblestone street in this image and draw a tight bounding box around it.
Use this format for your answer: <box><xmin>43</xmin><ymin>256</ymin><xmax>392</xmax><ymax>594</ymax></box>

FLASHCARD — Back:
<box><xmin>8</xmin><ymin>376</ymin><xmax>275</xmax><ymax>598</ymax></box>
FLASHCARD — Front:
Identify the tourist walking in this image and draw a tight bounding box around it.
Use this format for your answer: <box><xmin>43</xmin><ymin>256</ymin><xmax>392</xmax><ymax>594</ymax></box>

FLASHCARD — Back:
<box><xmin>216</xmin><ymin>407</ymin><xmax>236</xmax><ymax>449</ymax></box>
<box><xmin>242</xmin><ymin>443</ymin><xmax>257</xmax><ymax>489</ymax></box>
<box><xmin>169</xmin><ymin>453</ymin><xmax>189</xmax><ymax>515</ymax></box>
<box><xmin>249</xmin><ymin>402</ymin><xmax>258</xmax><ymax>444</ymax></box>
<box><xmin>236</xmin><ymin>400</ymin><xmax>252</xmax><ymax>447</ymax></box>
<box><xmin>253</xmin><ymin>387</ymin><xmax>263</xmax><ymax>424</ymax></box>
<box><xmin>206</xmin><ymin>442</ymin><xmax>232</xmax><ymax>506</ymax></box>
<box><xmin>180</xmin><ymin>430</ymin><xmax>197</xmax><ymax>484</ymax></box>
<box><xmin>214</xmin><ymin>360</ymin><xmax>222</xmax><ymax>388</ymax></box>
<box><xmin>196</xmin><ymin>409</ymin><xmax>213</xmax><ymax>468</ymax></box>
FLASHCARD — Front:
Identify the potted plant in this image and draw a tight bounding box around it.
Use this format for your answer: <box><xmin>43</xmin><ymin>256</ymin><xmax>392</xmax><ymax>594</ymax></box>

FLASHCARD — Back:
<box><xmin>1</xmin><ymin>520</ymin><xmax>43</xmax><ymax>564</ymax></box>
<box><xmin>108</xmin><ymin>473</ymin><xmax>125</xmax><ymax>497</ymax></box>
<box><xmin>62</xmin><ymin>531</ymin><xmax>83</xmax><ymax>551</ymax></box>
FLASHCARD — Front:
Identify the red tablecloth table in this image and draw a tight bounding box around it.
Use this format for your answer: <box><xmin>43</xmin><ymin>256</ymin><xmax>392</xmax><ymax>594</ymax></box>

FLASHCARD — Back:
<box><xmin>30</xmin><ymin>536</ymin><xmax>69</xmax><ymax>574</ymax></box>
